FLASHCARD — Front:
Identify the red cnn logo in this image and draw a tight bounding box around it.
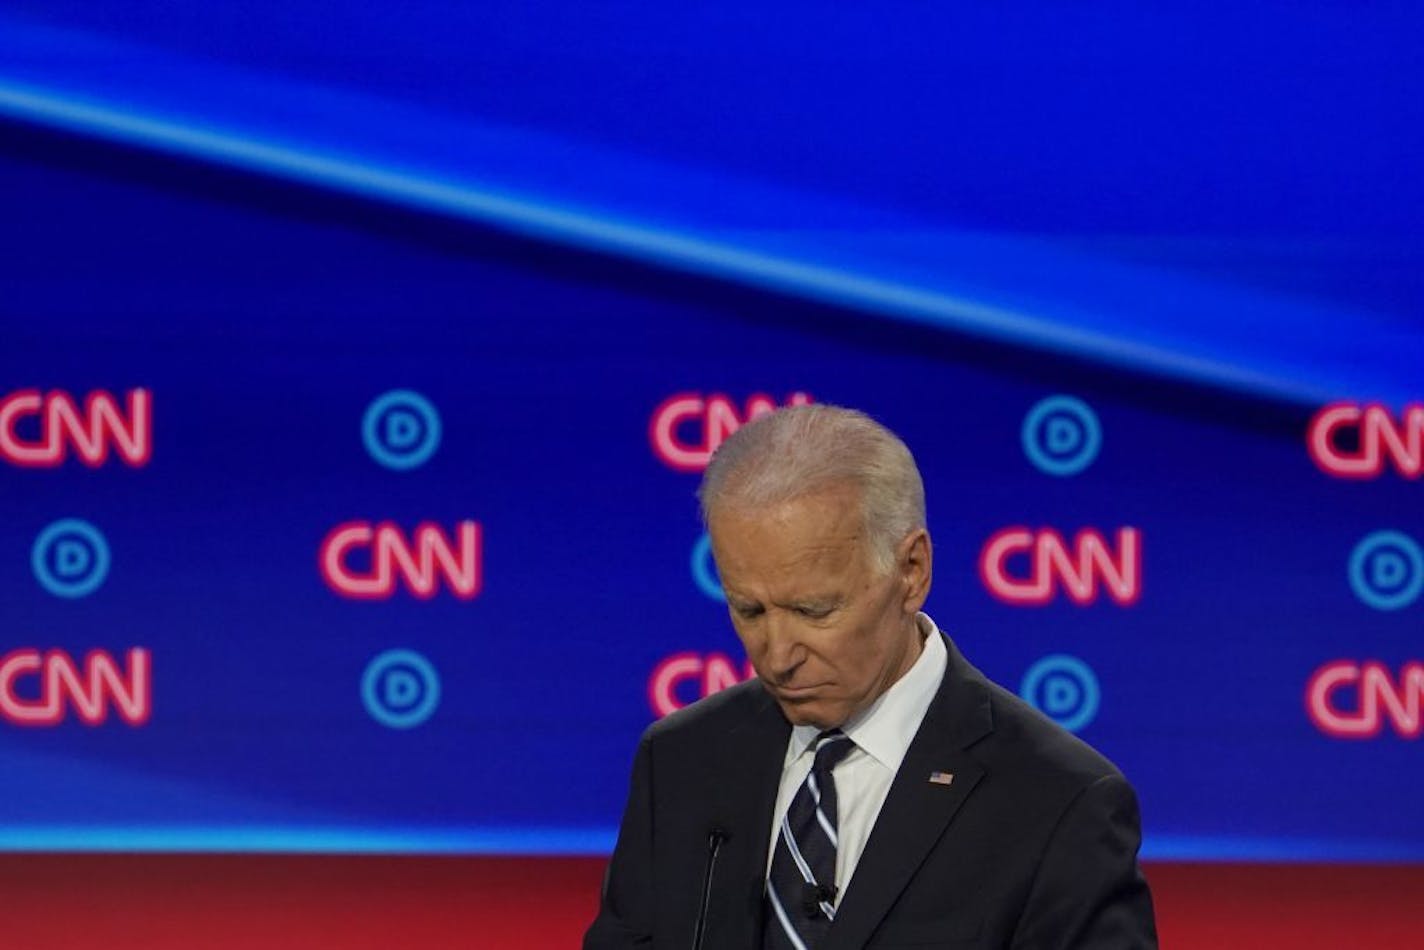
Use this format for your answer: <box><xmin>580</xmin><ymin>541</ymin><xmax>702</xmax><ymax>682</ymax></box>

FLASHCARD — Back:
<box><xmin>979</xmin><ymin>527</ymin><xmax>1142</xmax><ymax>606</ymax></box>
<box><xmin>320</xmin><ymin>520</ymin><xmax>483</xmax><ymax>600</ymax></box>
<box><xmin>0</xmin><ymin>648</ymin><xmax>151</xmax><ymax>727</ymax></box>
<box><xmin>1307</xmin><ymin>660</ymin><xmax>1424</xmax><ymax>739</ymax></box>
<box><xmin>649</xmin><ymin>652</ymin><xmax>756</xmax><ymax>717</ymax></box>
<box><xmin>1308</xmin><ymin>402</ymin><xmax>1424</xmax><ymax>479</ymax></box>
<box><xmin>0</xmin><ymin>388</ymin><xmax>152</xmax><ymax>468</ymax></box>
<box><xmin>649</xmin><ymin>392</ymin><xmax>812</xmax><ymax>472</ymax></box>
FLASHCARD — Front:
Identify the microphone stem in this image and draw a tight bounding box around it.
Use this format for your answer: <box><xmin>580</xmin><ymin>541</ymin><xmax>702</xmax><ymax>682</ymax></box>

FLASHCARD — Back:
<box><xmin>691</xmin><ymin>829</ymin><xmax>727</xmax><ymax>950</ymax></box>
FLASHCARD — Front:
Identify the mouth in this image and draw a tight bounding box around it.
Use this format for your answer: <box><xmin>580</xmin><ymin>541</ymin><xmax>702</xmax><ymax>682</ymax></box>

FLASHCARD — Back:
<box><xmin>774</xmin><ymin>684</ymin><xmax>827</xmax><ymax>700</ymax></box>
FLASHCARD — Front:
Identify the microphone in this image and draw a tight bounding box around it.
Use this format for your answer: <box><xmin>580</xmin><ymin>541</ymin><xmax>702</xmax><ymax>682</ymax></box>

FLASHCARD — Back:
<box><xmin>692</xmin><ymin>825</ymin><xmax>731</xmax><ymax>950</ymax></box>
<box><xmin>801</xmin><ymin>882</ymin><xmax>837</xmax><ymax>918</ymax></box>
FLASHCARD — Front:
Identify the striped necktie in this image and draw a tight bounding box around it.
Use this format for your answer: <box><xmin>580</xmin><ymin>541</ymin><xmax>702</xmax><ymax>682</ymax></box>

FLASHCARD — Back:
<box><xmin>764</xmin><ymin>729</ymin><xmax>856</xmax><ymax>950</ymax></box>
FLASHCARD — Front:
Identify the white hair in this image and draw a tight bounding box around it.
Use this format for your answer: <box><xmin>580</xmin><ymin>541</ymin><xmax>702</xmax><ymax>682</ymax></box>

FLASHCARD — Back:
<box><xmin>697</xmin><ymin>404</ymin><xmax>926</xmax><ymax>572</ymax></box>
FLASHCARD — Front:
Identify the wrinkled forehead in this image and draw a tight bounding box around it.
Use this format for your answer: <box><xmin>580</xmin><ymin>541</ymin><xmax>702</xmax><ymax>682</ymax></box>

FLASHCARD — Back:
<box><xmin>706</xmin><ymin>476</ymin><xmax>869</xmax><ymax>529</ymax></box>
<box><xmin>708</xmin><ymin>487</ymin><xmax>873</xmax><ymax>581</ymax></box>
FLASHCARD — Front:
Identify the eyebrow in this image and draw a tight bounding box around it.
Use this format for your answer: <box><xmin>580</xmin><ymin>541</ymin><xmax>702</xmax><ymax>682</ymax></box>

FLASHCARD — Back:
<box><xmin>777</xmin><ymin>595</ymin><xmax>843</xmax><ymax>610</ymax></box>
<box><xmin>723</xmin><ymin>593</ymin><xmax>844</xmax><ymax>611</ymax></box>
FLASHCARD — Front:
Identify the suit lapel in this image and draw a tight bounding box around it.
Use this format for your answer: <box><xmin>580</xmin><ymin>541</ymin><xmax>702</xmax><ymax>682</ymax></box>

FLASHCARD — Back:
<box><xmin>821</xmin><ymin>636</ymin><xmax>994</xmax><ymax>950</ymax></box>
<box><xmin>706</xmin><ymin>685</ymin><xmax>790</xmax><ymax>947</ymax></box>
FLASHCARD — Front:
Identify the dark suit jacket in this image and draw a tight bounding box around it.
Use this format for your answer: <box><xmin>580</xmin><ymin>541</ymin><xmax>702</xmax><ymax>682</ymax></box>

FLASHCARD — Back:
<box><xmin>585</xmin><ymin>635</ymin><xmax>1157</xmax><ymax>949</ymax></box>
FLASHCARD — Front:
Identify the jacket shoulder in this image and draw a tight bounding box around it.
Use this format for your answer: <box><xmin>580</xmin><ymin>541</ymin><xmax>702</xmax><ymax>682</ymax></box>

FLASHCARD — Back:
<box><xmin>642</xmin><ymin>677</ymin><xmax>768</xmax><ymax>745</ymax></box>
<box><xmin>978</xmin><ymin>675</ymin><xmax>1126</xmax><ymax>788</ymax></box>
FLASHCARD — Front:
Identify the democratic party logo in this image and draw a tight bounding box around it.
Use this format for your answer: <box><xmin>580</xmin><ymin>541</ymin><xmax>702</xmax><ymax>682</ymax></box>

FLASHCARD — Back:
<box><xmin>1308</xmin><ymin>402</ymin><xmax>1423</xmax><ymax>479</ymax></box>
<box><xmin>0</xmin><ymin>388</ymin><xmax>151</xmax><ymax>467</ymax></box>
<box><xmin>979</xmin><ymin>527</ymin><xmax>1141</xmax><ymax>607</ymax></box>
<box><xmin>362</xmin><ymin>390</ymin><xmax>442</xmax><ymax>470</ymax></box>
<box><xmin>1348</xmin><ymin>530</ymin><xmax>1423</xmax><ymax>611</ymax></box>
<box><xmin>0</xmin><ymin>647</ymin><xmax>151</xmax><ymax>727</ymax></box>
<box><xmin>650</xmin><ymin>391</ymin><xmax>812</xmax><ymax>472</ymax></box>
<box><xmin>32</xmin><ymin>519</ymin><xmax>111</xmax><ymax>598</ymax></box>
<box><xmin>320</xmin><ymin>520</ymin><xmax>482</xmax><ymax>600</ymax></box>
<box><xmin>1022</xmin><ymin>395</ymin><xmax>1101</xmax><ymax>477</ymax></box>
<box><xmin>690</xmin><ymin>533</ymin><xmax>725</xmax><ymax>602</ymax></box>
<box><xmin>1307</xmin><ymin>659</ymin><xmax>1423</xmax><ymax>739</ymax></box>
<box><xmin>1021</xmin><ymin>655</ymin><xmax>1100</xmax><ymax>733</ymax></box>
<box><xmin>649</xmin><ymin>652</ymin><xmax>755</xmax><ymax>717</ymax></box>
<box><xmin>362</xmin><ymin>649</ymin><xmax>440</xmax><ymax>729</ymax></box>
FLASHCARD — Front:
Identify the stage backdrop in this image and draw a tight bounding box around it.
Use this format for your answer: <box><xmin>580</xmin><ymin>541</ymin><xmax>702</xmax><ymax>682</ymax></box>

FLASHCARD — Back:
<box><xmin>1</xmin><ymin>3</ymin><xmax>1421</xmax><ymax>864</ymax></box>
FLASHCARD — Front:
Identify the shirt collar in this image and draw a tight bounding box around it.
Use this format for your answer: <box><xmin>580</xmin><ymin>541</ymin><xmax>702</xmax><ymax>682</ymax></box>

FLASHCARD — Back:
<box><xmin>786</xmin><ymin>612</ymin><xmax>948</xmax><ymax>771</ymax></box>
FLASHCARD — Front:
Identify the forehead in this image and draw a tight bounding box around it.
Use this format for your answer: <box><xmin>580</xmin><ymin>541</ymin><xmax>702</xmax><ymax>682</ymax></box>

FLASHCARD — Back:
<box><xmin>708</xmin><ymin>486</ymin><xmax>870</xmax><ymax>589</ymax></box>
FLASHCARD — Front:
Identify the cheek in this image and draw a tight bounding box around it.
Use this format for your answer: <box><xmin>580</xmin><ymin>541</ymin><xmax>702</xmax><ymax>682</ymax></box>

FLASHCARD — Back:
<box><xmin>729</xmin><ymin>619</ymin><xmax>763</xmax><ymax>657</ymax></box>
<box><xmin>814</xmin><ymin>623</ymin><xmax>869</xmax><ymax>678</ymax></box>
<box><xmin>840</xmin><ymin>616</ymin><xmax>892</xmax><ymax>676</ymax></box>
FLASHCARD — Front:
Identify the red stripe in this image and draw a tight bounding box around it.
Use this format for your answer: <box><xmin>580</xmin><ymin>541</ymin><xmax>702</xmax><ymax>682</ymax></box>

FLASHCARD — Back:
<box><xmin>0</xmin><ymin>855</ymin><xmax>1419</xmax><ymax>948</ymax></box>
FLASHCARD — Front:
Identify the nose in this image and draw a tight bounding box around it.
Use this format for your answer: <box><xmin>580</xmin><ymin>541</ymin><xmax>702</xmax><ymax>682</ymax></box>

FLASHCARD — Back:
<box><xmin>761</xmin><ymin>611</ymin><xmax>804</xmax><ymax>683</ymax></box>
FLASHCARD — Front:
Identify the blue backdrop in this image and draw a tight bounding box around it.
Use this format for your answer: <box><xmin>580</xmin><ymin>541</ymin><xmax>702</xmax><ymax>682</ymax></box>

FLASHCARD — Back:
<box><xmin>1</xmin><ymin>3</ymin><xmax>1421</xmax><ymax>861</ymax></box>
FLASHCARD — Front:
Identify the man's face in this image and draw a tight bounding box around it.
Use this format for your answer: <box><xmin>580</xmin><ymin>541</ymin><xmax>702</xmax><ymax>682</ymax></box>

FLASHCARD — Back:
<box><xmin>708</xmin><ymin>483</ymin><xmax>931</xmax><ymax>730</ymax></box>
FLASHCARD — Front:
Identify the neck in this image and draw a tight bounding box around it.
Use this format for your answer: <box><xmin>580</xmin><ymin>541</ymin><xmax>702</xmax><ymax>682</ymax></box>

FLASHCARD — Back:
<box><xmin>879</xmin><ymin>615</ymin><xmax>929</xmax><ymax>702</ymax></box>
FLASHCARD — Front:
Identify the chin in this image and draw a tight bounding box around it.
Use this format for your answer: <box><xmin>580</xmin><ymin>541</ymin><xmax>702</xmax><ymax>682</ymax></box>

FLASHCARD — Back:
<box><xmin>777</xmin><ymin>699</ymin><xmax>846</xmax><ymax>731</ymax></box>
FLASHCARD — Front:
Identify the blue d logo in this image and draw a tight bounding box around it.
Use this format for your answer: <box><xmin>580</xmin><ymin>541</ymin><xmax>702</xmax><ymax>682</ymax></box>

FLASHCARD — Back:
<box><xmin>362</xmin><ymin>390</ymin><xmax>442</xmax><ymax>470</ymax></box>
<box><xmin>32</xmin><ymin>519</ymin><xmax>111</xmax><ymax>598</ymax></box>
<box><xmin>362</xmin><ymin>649</ymin><xmax>441</xmax><ymax>729</ymax></box>
<box><xmin>1349</xmin><ymin>530</ymin><xmax>1424</xmax><ymax>611</ymax></box>
<box><xmin>1022</xmin><ymin>395</ymin><xmax>1102</xmax><ymax>477</ymax></box>
<box><xmin>1021</xmin><ymin>655</ymin><xmax>1100</xmax><ymax>733</ymax></box>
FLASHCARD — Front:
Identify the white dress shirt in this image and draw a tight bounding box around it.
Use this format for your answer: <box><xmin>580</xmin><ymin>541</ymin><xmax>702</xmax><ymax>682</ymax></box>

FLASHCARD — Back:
<box><xmin>765</xmin><ymin>612</ymin><xmax>948</xmax><ymax>904</ymax></box>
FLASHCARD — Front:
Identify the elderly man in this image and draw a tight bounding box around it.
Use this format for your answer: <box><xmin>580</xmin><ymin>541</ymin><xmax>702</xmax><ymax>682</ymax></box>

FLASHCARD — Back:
<box><xmin>586</xmin><ymin>405</ymin><xmax>1157</xmax><ymax>949</ymax></box>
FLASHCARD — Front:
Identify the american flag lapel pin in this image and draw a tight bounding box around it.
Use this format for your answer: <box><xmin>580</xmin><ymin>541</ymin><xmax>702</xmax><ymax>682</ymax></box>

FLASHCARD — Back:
<box><xmin>928</xmin><ymin>771</ymin><xmax>955</xmax><ymax>786</ymax></box>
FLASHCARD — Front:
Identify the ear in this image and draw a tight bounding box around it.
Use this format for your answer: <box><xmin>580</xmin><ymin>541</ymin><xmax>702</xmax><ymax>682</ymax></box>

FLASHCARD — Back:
<box><xmin>897</xmin><ymin>528</ymin><xmax>932</xmax><ymax>614</ymax></box>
